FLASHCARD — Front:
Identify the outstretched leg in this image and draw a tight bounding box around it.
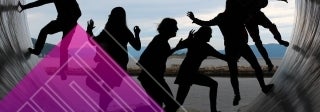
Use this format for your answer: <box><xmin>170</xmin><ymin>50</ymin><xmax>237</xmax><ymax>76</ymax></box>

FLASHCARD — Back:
<box><xmin>140</xmin><ymin>78</ymin><xmax>164</xmax><ymax>107</ymax></box>
<box><xmin>192</xmin><ymin>74</ymin><xmax>219</xmax><ymax>112</ymax></box>
<box><xmin>139</xmin><ymin>75</ymin><xmax>178</xmax><ymax>112</ymax></box>
<box><xmin>246</xmin><ymin>24</ymin><xmax>274</xmax><ymax>71</ymax></box>
<box><xmin>241</xmin><ymin>45</ymin><xmax>273</xmax><ymax>94</ymax></box>
<box><xmin>225</xmin><ymin>47</ymin><xmax>241</xmax><ymax>106</ymax></box>
<box><xmin>268</xmin><ymin>24</ymin><xmax>289</xmax><ymax>47</ymax></box>
<box><xmin>30</xmin><ymin>20</ymin><xmax>61</xmax><ymax>55</ymax></box>
<box><xmin>60</xmin><ymin>22</ymin><xmax>77</xmax><ymax>80</ymax></box>
<box><xmin>160</xmin><ymin>79</ymin><xmax>178</xmax><ymax>112</ymax></box>
<box><xmin>255</xmin><ymin>42</ymin><xmax>274</xmax><ymax>72</ymax></box>
<box><xmin>175</xmin><ymin>85</ymin><xmax>191</xmax><ymax>111</ymax></box>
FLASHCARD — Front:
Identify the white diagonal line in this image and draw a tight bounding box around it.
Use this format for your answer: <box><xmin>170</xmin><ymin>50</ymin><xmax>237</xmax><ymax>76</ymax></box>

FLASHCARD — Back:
<box><xmin>103</xmin><ymin>28</ymin><xmax>187</xmax><ymax>112</ymax></box>
<box><xmin>74</xmin><ymin>43</ymin><xmax>161</xmax><ymax>111</ymax></box>
<box><xmin>69</xmin><ymin>81</ymin><xmax>103</xmax><ymax>112</ymax></box>
<box><xmin>17</xmin><ymin>102</ymin><xmax>39</xmax><ymax>112</ymax></box>
<box><xmin>30</xmin><ymin>87</ymin><xmax>71</xmax><ymax>112</ymax></box>
<box><xmin>73</xmin><ymin>43</ymin><xmax>132</xmax><ymax>112</ymax></box>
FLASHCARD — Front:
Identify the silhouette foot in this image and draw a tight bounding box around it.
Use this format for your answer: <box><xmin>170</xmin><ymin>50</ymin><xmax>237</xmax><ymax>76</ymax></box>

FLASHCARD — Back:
<box><xmin>279</xmin><ymin>40</ymin><xmax>289</xmax><ymax>47</ymax></box>
<box><xmin>262</xmin><ymin>84</ymin><xmax>274</xmax><ymax>94</ymax></box>
<box><xmin>268</xmin><ymin>64</ymin><xmax>274</xmax><ymax>72</ymax></box>
<box><xmin>28</xmin><ymin>48</ymin><xmax>41</xmax><ymax>55</ymax></box>
<box><xmin>24</xmin><ymin>50</ymin><xmax>32</xmax><ymax>58</ymax></box>
<box><xmin>233</xmin><ymin>95</ymin><xmax>241</xmax><ymax>106</ymax></box>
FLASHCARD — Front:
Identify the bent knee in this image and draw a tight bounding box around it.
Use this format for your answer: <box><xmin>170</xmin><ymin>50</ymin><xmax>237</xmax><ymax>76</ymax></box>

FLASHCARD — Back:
<box><xmin>40</xmin><ymin>27</ymin><xmax>56</xmax><ymax>35</ymax></box>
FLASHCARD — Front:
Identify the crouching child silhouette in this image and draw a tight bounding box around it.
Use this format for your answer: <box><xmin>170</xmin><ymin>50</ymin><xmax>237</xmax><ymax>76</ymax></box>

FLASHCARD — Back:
<box><xmin>172</xmin><ymin>26</ymin><xmax>226</xmax><ymax>112</ymax></box>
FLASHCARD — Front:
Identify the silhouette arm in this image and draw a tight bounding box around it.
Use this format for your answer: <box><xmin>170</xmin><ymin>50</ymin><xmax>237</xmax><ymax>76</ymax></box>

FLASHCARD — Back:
<box><xmin>192</xmin><ymin>18</ymin><xmax>219</xmax><ymax>26</ymax></box>
<box><xmin>129</xmin><ymin>26</ymin><xmax>141</xmax><ymax>50</ymax></box>
<box><xmin>210</xmin><ymin>47</ymin><xmax>227</xmax><ymax>61</ymax></box>
<box><xmin>187</xmin><ymin>12</ymin><xmax>219</xmax><ymax>26</ymax></box>
<box><xmin>21</xmin><ymin>0</ymin><xmax>53</xmax><ymax>10</ymax></box>
<box><xmin>170</xmin><ymin>38</ymin><xmax>185</xmax><ymax>55</ymax></box>
<box><xmin>170</xmin><ymin>30</ymin><xmax>194</xmax><ymax>54</ymax></box>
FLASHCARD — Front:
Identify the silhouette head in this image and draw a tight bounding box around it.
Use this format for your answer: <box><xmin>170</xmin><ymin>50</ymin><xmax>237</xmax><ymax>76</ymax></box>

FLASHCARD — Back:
<box><xmin>106</xmin><ymin>7</ymin><xmax>127</xmax><ymax>29</ymax></box>
<box><xmin>157</xmin><ymin>18</ymin><xmax>178</xmax><ymax>38</ymax></box>
<box><xmin>250</xmin><ymin>0</ymin><xmax>268</xmax><ymax>11</ymax></box>
<box><xmin>257</xmin><ymin>0</ymin><xmax>268</xmax><ymax>9</ymax></box>
<box><xmin>194</xmin><ymin>26</ymin><xmax>212</xmax><ymax>42</ymax></box>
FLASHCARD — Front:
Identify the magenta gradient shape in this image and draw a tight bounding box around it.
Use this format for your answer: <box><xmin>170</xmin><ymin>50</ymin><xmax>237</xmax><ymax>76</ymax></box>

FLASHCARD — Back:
<box><xmin>0</xmin><ymin>25</ymin><xmax>162</xmax><ymax>112</ymax></box>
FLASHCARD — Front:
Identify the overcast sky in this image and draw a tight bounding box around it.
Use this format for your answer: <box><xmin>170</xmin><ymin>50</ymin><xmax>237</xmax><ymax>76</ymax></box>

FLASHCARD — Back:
<box><xmin>24</xmin><ymin>0</ymin><xmax>295</xmax><ymax>50</ymax></box>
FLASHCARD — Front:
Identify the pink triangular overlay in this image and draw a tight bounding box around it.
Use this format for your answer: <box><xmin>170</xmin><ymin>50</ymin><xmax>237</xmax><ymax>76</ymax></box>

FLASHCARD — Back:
<box><xmin>0</xmin><ymin>25</ymin><xmax>162</xmax><ymax>112</ymax></box>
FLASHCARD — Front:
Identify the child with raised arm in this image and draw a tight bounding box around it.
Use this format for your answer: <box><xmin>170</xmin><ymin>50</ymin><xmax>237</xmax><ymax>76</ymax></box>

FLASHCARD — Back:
<box><xmin>173</xmin><ymin>26</ymin><xmax>226</xmax><ymax>112</ymax></box>
<box><xmin>86</xmin><ymin>7</ymin><xmax>141</xmax><ymax>71</ymax></box>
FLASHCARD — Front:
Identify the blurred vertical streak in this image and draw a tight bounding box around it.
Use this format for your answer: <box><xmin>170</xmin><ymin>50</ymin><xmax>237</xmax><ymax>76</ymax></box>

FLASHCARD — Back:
<box><xmin>0</xmin><ymin>0</ymin><xmax>39</xmax><ymax>98</ymax></box>
<box><xmin>241</xmin><ymin>0</ymin><xmax>320</xmax><ymax>112</ymax></box>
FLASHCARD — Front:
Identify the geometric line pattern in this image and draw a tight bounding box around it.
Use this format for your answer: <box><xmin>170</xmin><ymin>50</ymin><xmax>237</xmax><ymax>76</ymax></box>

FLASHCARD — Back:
<box><xmin>0</xmin><ymin>25</ymin><xmax>162</xmax><ymax>112</ymax></box>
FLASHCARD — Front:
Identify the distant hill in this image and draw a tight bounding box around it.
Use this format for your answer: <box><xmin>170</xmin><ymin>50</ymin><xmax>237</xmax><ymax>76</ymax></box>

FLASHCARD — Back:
<box><xmin>249</xmin><ymin>43</ymin><xmax>287</xmax><ymax>58</ymax></box>
<box><xmin>128</xmin><ymin>47</ymin><xmax>188</xmax><ymax>58</ymax></box>
<box><xmin>128</xmin><ymin>43</ymin><xmax>287</xmax><ymax>58</ymax></box>
<box><xmin>35</xmin><ymin>38</ymin><xmax>287</xmax><ymax>59</ymax></box>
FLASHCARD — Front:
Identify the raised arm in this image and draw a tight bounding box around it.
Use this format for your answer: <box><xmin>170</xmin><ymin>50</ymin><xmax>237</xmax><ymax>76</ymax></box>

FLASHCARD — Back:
<box><xmin>129</xmin><ymin>26</ymin><xmax>141</xmax><ymax>50</ymax></box>
<box><xmin>170</xmin><ymin>29</ymin><xmax>195</xmax><ymax>54</ymax></box>
<box><xmin>18</xmin><ymin>0</ymin><xmax>53</xmax><ymax>11</ymax></box>
<box><xmin>86</xmin><ymin>19</ymin><xmax>95</xmax><ymax>37</ymax></box>
<box><xmin>187</xmin><ymin>11</ymin><xmax>220</xmax><ymax>26</ymax></box>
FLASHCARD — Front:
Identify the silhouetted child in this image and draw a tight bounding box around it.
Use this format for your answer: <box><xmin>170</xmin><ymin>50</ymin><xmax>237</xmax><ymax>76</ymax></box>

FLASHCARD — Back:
<box><xmin>187</xmin><ymin>10</ymin><xmax>273</xmax><ymax>106</ymax></box>
<box><xmin>18</xmin><ymin>0</ymin><xmax>81</xmax><ymax>55</ymax></box>
<box><xmin>245</xmin><ymin>2</ymin><xmax>289</xmax><ymax>71</ymax></box>
<box><xmin>137</xmin><ymin>18</ymin><xmax>180</xmax><ymax>112</ymax></box>
<box><xmin>87</xmin><ymin>7</ymin><xmax>141</xmax><ymax>71</ymax></box>
<box><xmin>173</xmin><ymin>26</ymin><xmax>227</xmax><ymax>112</ymax></box>
<box><xmin>85</xmin><ymin>7</ymin><xmax>141</xmax><ymax>111</ymax></box>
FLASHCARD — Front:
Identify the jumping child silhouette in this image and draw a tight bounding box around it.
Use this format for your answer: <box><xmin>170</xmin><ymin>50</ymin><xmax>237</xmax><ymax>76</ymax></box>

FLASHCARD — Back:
<box><xmin>18</xmin><ymin>0</ymin><xmax>81</xmax><ymax>55</ymax></box>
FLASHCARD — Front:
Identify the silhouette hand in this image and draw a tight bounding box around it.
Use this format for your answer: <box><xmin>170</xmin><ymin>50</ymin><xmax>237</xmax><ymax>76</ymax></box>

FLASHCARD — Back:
<box><xmin>187</xmin><ymin>29</ymin><xmax>195</xmax><ymax>39</ymax></box>
<box><xmin>87</xmin><ymin>19</ymin><xmax>95</xmax><ymax>31</ymax></box>
<box><xmin>134</xmin><ymin>26</ymin><xmax>140</xmax><ymax>35</ymax></box>
<box><xmin>187</xmin><ymin>11</ymin><xmax>195</xmax><ymax>20</ymax></box>
<box><xmin>17</xmin><ymin>1</ymin><xmax>25</xmax><ymax>13</ymax></box>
